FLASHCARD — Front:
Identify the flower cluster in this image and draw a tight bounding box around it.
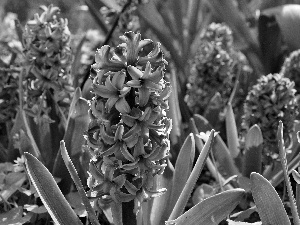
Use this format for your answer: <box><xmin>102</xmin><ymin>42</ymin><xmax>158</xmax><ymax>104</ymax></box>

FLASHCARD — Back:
<box><xmin>0</xmin><ymin>13</ymin><xmax>23</xmax><ymax>123</ymax></box>
<box><xmin>86</xmin><ymin>32</ymin><xmax>171</xmax><ymax>213</ymax></box>
<box><xmin>281</xmin><ymin>49</ymin><xmax>300</xmax><ymax>93</ymax></box>
<box><xmin>23</xmin><ymin>5</ymin><xmax>74</xmax><ymax>120</ymax></box>
<box><xmin>185</xmin><ymin>23</ymin><xmax>249</xmax><ymax>115</ymax></box>
<box><xmin>242</xmin><ymin>73</ymin><xmax>299</xmax><ymax>161</ymax></box>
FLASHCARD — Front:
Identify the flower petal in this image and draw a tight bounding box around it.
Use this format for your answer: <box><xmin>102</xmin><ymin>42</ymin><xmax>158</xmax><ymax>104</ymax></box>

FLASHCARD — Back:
<box><xmin>126</xmin><ymin>80</ymin><xmax>142</xmax><ymax>88</ymax></box>
<box><xmin>112</xmin><ymin>71</ymin><xmax>126</xmax><ymax>90</ymax></box>
<box><xmin>127</xmin><ymin>65</ymin><xmax>143</xmax><ymax>80</ymax></box>
<box><xmin>133</xmin><ymin>137</ymin><xmax>146</xmax><ymax>157</ymax></box>
<box><xmin>106</xmin><ymin>97</ymin><xmax>118</xmax><ymax>112</ymax></box>
<box><xmin>101</xmin><ymin>142</ymin><xmax>120</xmax><ymax>157</ymax></box>
<box><xmin>138</xmin><ymin>86</ymin><xmax>150</xmax><ymax>107</ymax></box>
<box><xmin>115</xmin><ymin>98</ymin><xmax>131</xmax><ymax>114</ymax></box>
<box><xmin>120</xmin><ymin>144</ymin><xmax>135</xmax><ymax>162</ymax></box>
<box><xmin>93</xmin><ymin>83</ymin><xmax>116</xmax><ymax>98</ymax></box>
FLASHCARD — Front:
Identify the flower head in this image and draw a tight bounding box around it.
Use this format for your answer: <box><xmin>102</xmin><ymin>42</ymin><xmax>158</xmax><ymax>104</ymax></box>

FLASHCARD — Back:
<box><xmin>87</xmin><ymin>32</ymin><xmax>171</xmax><ymax>213</ymax></box>
<box><xmin>242</xmin><ymin>73</ymin><xmax>299</xmax><ymax>162</ymax></box>
<box><xmin>185</xmin><ymin>23</ymin><xmax>250</xmax><ymax>115</ymax></box>
<box><xmin>281</xmin><ymin>49</ymin><xmax>300</xmax><ymax>93</ymax></box>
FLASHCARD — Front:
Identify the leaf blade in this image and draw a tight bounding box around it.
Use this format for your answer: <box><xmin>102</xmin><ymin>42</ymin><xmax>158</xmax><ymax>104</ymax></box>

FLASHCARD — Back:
<box><xmin>166</xmin><ymin>189</ymin><xmax>245</xmax><ymax>225</ymax></box>
<box><xmin>24</xmin><ymin>153</ymin><xmax>83</xmax><ymax>225</ymax></box>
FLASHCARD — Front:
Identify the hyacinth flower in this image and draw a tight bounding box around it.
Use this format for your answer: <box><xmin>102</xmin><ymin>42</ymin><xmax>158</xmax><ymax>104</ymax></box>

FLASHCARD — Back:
<box><xmin>22</xmin><ymin>5</ymin><xmax>73</xmax><ymax>120</ymax></box>
<box><xmin>242</xmin><ymin>73</ymin><xmax>299</xmax><ymax>163</ymax></box>
<box><xmin>281</xmin><ymin>49</ymin><xmax>300</xmax><ymax>93</ymax></box>
<box><xmin>185</xmin><ymin>22</ymin><xmax>249</xmax><ymax>115</ymax></box>
<box><xmin>86</xmin><ymin>31</ymin><xmax>171</xmax><ymax>219</ymax></box>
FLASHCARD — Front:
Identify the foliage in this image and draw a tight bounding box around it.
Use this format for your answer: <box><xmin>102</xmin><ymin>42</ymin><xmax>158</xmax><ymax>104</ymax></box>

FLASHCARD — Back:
<box><xmin>2</xmin><ymin>0</ymin><xmax>300</xmax><ymax>225</ymax></box>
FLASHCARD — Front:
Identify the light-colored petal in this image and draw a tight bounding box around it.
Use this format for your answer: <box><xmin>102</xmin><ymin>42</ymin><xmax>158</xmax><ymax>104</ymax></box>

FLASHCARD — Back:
<box><xmin>115</xmin><ymin>98</ymin><xmax>131</xmax><ymax>114</ymax></box>
<box><xmin>138</xmin><ymin>86</ymin><xmax>150</xmax><ymax>107</ymax></box>
<box><xmin>106</xmin><ymin>97</ymin><xmax>118</xmax><ymax>112</ymax></box>
<box><xmin>126</xmin><ymin>80</ymin><xmax>142</xmax><ymax>88</ymax></box>
<box><xmin>93</xmin><ymin>83</ymin><xmax>115</xmax><ymax>98</ymax></box>
<box><xmin>112</xmin><ymin>71</ymin><xmax>126</xmax><ymax>90</ymax></box>
<box><xmin>127</xmin><ymin>65</ymin><xmax>143</xmax><ymax>80</ymax></box>
<box><xmin>133</xmin><ymin>137</ymin><xmax>146</xmax><ymax>157</ymax></box>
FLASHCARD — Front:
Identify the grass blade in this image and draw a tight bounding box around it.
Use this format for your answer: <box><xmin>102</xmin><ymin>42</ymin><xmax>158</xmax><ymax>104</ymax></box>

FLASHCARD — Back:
<box><xmin>24</xmin><ymin>153</ymin><xmax>83</xmax><ymax>225</ymax></box>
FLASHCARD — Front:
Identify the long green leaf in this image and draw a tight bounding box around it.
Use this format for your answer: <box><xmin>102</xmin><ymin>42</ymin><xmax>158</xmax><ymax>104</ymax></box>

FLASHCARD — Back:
<box><xmin>242</xmin><ymin>124</ymin><xmax>263</xmax><ymax>178</ymax></box>
<box><xmin>166</xmin><ymin>189</ymin><xmax>245</xmax><ymax>225</ymax></box>
<box><xmin>193</xmin><ymin>114</ymin><xmax>240</xmax><ymax>177</ymax></box>
<box><xmin>24</xmin><ymin>153</ymin><xmax>83</xmax><ymax>225</ymax></box>
<box><xmin>250</xmin><ymin>172</ymin><xmax>291</xmax><ymax>225</ymax></box>
<box><xmin>137</xmin><ymin>1</ymin><xmax>183</xmax><ymax>70</ymax></box>
<box><xmin>150</xmin><ymin>159</ymin><xmax>174</xmax><ymax>225</ymax></box>
<box><xmin>225</xmin><ymin>103</ymin><xmax>240</xmax><ymax>158</ymax></box>
<box><xmin>277</xmin><ymin>121</ymin><xmax>300</xmax><ymax>225</ymax></box>
<box><xmin>60</xmin><ymin>141</ymin><xmax>100</xmax><ymax>225</ymax></box>
<box><xmin>168</xmin><ymin>134</ymin><xmax>195</xmax><ymax>216</ymax></box>
<box><xmin>168</xmin><ymin>130</ymin><xmax>215</xmax><ymax>221</ymax></box>
<box><xmin>53</xmin><ymin>88</ymin><xmax>90</xmax><ymax>194</ymax></box>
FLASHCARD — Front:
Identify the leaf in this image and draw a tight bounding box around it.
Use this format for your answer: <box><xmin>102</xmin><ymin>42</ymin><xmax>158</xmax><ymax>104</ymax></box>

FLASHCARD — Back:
<box><xmin>277</xmin><ymin>121</ymin><xmax>300</xmax><ymax>225</ymax></box>
<box><xmin>137</xmin><ymin>1</ymin><xmax>183</xmax><ymax>69</ymax></box>
<box><xmin>24</xmin><ymin>204</ymin><xmax>48</xmax><ymax>214</ymax></box>
<box><xmin>52</xmin><ymin>88</ymin><xmax>90</xmax><ymax>194</ymax></box>
<box><xmin>192</xmin><ymin>183</ymin><xmax>216</xmax><ymax>205</ymax></box>
<box><xmin>193</xmin><ymin>114</ymin><xmax>240</xmax><ymax>177</ymax></box>
<box><xmin>231</xmin><ymin>206</ymin><xmax>257</xmax><ymax>222</ymax></box>
<box><xmin>262</xmin><ymin>4</ymin><xmax>300</xmax><ymax>51</ymax></box>
<box><xmin>24</xmin><ymin>153</ymin><xmax>83</xmax><ymax>225</ymax></box>
<box><xmin>150</xmin><ymin>159</ymin><xmax>174</xmax><ymax>225</ymax></box>
<box><xmin>166</xmin><ymin>189</ymin><xmax>245</xmax><ymax>225</ymax></box>
<box><xmin>60</xmin><ymin>141</ymin><xmax>100</xmax><ymax>225</ymax></box>
<box><xmin>227</xmin><ymin>219</ymin><xmax>262</xmax><ymax>225</ymax></box>
<box><xmin>0</xmin><ymin>172</ymin><xmax>27</xmax><ymax>202</ymax></box>
<box><xmin>169</xmin><ymin>133</ymin><xmax>195</xmax><ymax>213</ymax></box>
<box><xmin>242</xmin><ymin>125</ymin><xmax>263</xmax><ymax>178</ymax></box>
<box><xmin>98</xmin><ymin>0</ymin><xmax>122</xmax><ymax>12</ymax></box>
<box><xmin>84</xmin><ymin>0</ymin><xmax>108</xmax><ymax>33</ymax></box>
<box><xmin>250</xmin><ymin>172</ymin><xmax>291</xmax><ymax>225</ymax></box>
<box><xmin>293</xmin><ymin>169</ymin><xmax>300</xmax><ymax>184</ymax></box>
<box><xmin>225</xmin><ymin>103</ymin><xmax>240</xmax><ymax>158</ymax></box>
<box><xmin>0</xmin><ymin>207</ymin><xmax>32</xmax><ymax>225</ymax></box>
<box><xmin>168</xmin><ymin>130</ymin><xmax>215</xmax><ymax>221</ymax></box>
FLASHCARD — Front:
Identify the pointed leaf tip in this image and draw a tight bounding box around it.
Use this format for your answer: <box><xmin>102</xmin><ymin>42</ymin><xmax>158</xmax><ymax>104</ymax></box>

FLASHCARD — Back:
<box><xmin>24</xmin><ymin>153</ymin><xmax>83</xmax><ymax>225</ymax></box>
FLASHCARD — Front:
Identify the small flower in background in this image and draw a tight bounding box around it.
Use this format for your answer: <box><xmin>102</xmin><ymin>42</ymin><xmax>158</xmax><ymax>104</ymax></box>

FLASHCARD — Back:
<box><xmin>0</xmin><ymin>13</ymin><xmax>22</xmax><ymax>124</ymax></box>
<box><xmin>185</xmin><ymin>22</ymin><xmax>250</xmax><ymax>116</ymax></box>
<box><xmin>22</xmin><ymin>4</ymin><xmax>74</xmax><ymax>120</ymax></box>
<box><xmin>281</xmin><ymin>49</ymin><xmax>300</xmax><ymax>93</ymax></box>
<box><xmin>202</xmin><ymin>22</ymin><xmax>233</xmax><ymax>50</ymax></box>
<box><xmin>242</xmin><ymin>73</ymin><xmax>299</xmax><ymax>162</ymax></box>
<box><xmin>86</xmin><ymin>31</ymin><xmax>171</xmax><ymax>213</ymax></box>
